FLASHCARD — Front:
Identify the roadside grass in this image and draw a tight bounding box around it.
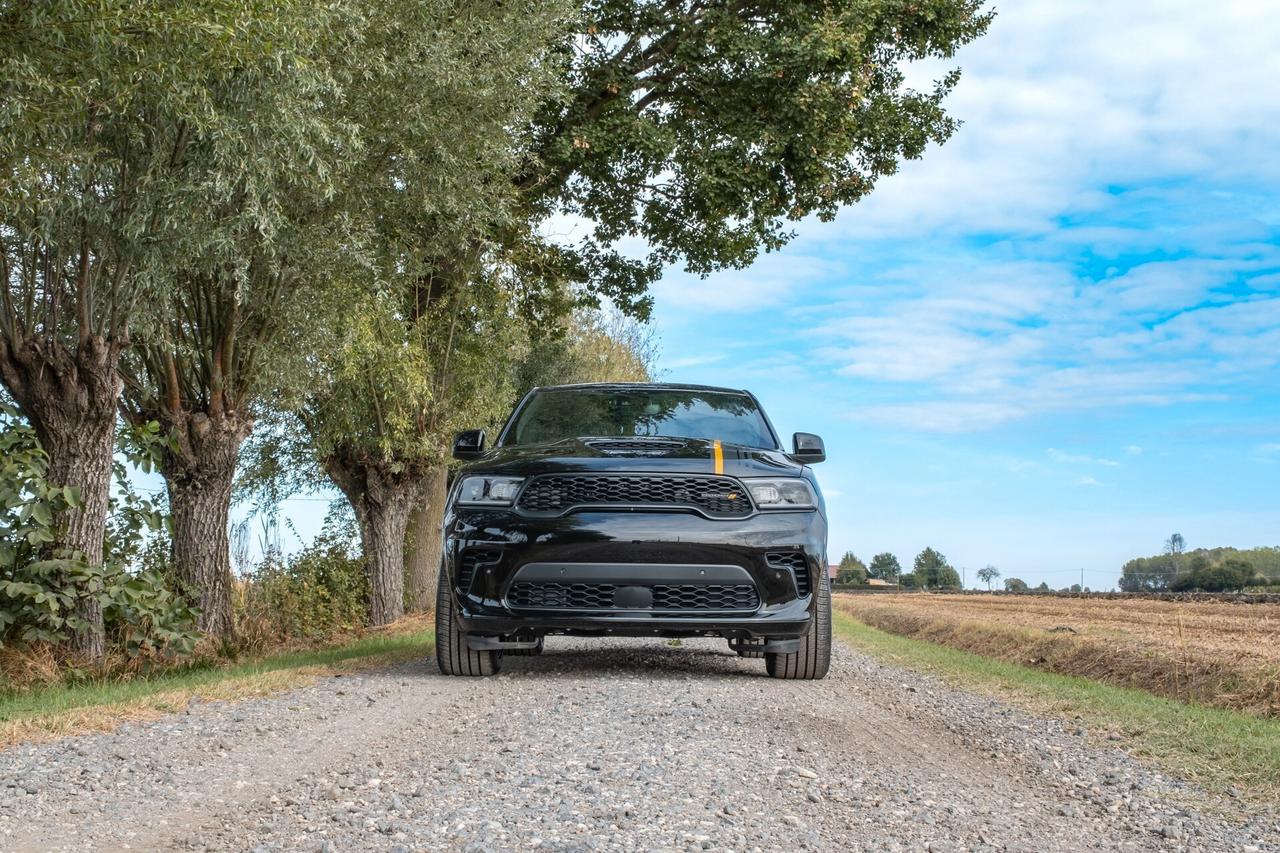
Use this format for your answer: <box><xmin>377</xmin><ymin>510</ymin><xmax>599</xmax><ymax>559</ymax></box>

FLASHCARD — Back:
<box><xmin>833</xmin><ymin>611</ymin><xmax>1280</xmax><ymax>802</ymax></box>
<box><xmin>0</xmin><ymin>618</ymin><xmax>435</xmax><ymax>746</ymax></box>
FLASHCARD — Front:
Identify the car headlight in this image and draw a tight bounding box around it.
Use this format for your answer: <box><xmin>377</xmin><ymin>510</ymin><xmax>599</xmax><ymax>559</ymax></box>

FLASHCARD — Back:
<box><xmin>456</xmin><ymin>475</ymin><xmax>525</xmax><ymax>506</ymax></box>
<box><xmin>743</xmin><ymin>478</ymin><xmax>817</xmax><ymax>509</ymax></box>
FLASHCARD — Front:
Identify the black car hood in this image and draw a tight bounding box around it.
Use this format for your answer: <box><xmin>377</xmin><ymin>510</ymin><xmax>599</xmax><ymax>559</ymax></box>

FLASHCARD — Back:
<box><xmin>465</xmin><ymin>436</ymin><xmax>804</xmax><ymax>478</ymax></box>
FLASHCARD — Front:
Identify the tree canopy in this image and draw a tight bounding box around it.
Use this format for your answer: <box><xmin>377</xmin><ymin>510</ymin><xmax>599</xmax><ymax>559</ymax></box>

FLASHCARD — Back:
<box><xmin>510</xmin><ymin>0</ymin><xmax>993</xmax><ymax>312</ymax></box>
<box><xmin>837</xmin><ymin>551</ymin><xmax>867</xmax><ymax>585</ymax></box>
<box><xmin>913</xmin><ymin>546</ymin><xmax>959</xmax><ymax>590</ymax></box>
<box><xmin>868</xmin><ymin>552</ymin><xmax>901</xmax><ymax>582</ymax></box>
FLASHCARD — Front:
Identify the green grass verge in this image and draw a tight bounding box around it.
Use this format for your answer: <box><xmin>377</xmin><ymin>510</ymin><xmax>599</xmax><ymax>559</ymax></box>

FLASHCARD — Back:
<box><xmin>834</xmin><ymin>611</ymin><xmax>1280</xmax><ymax>799</ymax></box>
<box><xmin>0</xmin><ymin>628</ymin><xmax>434</xmax><ymax>738</ymax></box>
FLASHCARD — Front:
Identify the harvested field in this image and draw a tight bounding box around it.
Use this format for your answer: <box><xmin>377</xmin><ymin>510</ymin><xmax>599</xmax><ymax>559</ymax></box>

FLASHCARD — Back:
<box><xmin>834</xmin><ymin>593</ymin><xmax>1280</xmax><ymax>717</ymax></box>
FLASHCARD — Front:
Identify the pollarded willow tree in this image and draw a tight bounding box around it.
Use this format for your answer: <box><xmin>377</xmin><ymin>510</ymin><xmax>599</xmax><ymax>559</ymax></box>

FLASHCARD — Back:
<box><xmin>112</xmin><ymin>2</ymin><xmax>367</xmax><ymax>638</ymax></box>
<box><xmin>0</xmin><ymin>0</ymin><xmax>346</xmax><ymax>656</ymax></box>
<box><xmin>306</xmin><ymin>277</ymin><xmax>531</xmax><ymax>625</ymax></box>
<box><xmin>240</xmin><ymin>0</ymin><xmax>572</xmax><ymax>626</ymax></box>
<box><xmin>117</xmin><ymin>0</ymin><xmax>572</xmax><ymax>636</ymax></box>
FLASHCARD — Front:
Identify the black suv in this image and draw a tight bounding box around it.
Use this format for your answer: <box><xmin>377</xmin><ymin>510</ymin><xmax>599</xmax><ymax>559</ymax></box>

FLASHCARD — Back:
<box><xmin>435</xmin><ymin>383</ymin><xmax>831</xmax><ymax>680</ymax></box>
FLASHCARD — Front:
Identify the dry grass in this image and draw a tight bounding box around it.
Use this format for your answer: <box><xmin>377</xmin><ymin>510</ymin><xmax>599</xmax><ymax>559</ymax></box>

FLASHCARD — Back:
<box><xmin>835</xmin><ymin>594</ymin><xmax>1280</xmax><ymax>717</ymax></box>
<box><xmin>0</xmin><ymin>615</ymin><xmax>435</xmax><ymax>747</ymax></box>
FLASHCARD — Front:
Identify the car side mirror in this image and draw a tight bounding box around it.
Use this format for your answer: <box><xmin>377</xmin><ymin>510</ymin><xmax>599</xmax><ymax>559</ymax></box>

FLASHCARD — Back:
<box><xmin>452</xmin><ymin>429</ymin><xmax>486</xmax><ymax>461</ymax></box>
<box><xmin>792</xmin><ymin>432</ymin><xmax>826</xmax><ymax>464</ymax></box>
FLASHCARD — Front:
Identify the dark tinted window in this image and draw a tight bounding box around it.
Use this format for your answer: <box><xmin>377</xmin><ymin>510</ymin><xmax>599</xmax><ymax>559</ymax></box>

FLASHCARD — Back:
<box><xmin>506</xmin><ymin>388</ymin><xmax>776</xmax><ymax>448</ymax></box>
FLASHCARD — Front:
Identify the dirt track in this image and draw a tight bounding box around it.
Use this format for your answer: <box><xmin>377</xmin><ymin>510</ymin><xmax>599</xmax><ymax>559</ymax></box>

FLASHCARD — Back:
<box><xmin>1</xmin><ymin>637</ymin><xmax>1276</xmax><ymax>852</ymax></box>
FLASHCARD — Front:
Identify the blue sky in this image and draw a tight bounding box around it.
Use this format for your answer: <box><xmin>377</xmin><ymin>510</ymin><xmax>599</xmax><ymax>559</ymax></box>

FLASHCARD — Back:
<box><xmin>649</xmin><ymin>0</ymin><xmax>1280</xmax><ymax>589</ymax></box>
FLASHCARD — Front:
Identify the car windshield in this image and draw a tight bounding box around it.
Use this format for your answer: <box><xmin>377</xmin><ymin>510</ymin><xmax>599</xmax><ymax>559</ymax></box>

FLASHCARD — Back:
<box><xmin>505</xmin><ymin>388</ymin><xmax>776</xmax><ymax>449</ymax></box>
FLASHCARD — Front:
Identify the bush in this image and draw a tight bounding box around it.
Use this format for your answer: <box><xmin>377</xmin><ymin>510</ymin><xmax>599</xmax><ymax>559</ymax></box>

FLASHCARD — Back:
<box><xmin>236</xmin><ymin>512</ymin><xmax>367</xmax><ymax>647</ymax></box>
<box><xmin>1</xmin><ymin>407</ymin><xmax>199</xmax><ymax>661</ymax></box>
<box><xmin>1169</xmin><ymin>558</ymin><xmax>1255</xmax><ymax>592</ymax></box>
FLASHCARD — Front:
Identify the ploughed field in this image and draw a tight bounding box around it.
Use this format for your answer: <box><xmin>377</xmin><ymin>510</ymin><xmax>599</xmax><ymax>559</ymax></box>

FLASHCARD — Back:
<box><xmin>835</xmin><ymin>593</ymin><xmax>1280</xmax><ymax>716</ymax></box>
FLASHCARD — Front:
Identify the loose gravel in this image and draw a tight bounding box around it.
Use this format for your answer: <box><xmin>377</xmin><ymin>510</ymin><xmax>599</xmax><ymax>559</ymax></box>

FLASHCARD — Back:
<box><xmin>1</xmin><ymin>637</ymin><xmax>1277</xmax><ymax>852</ymax></box>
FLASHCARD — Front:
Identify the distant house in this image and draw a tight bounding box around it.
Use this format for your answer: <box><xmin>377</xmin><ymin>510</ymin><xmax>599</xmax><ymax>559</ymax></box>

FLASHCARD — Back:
<box><xmin>828</xmin><ymin>564</ymin><xmax>840</xmax><ymax>583</ymax></box>
<box><xmin>866</xmin><ymin>578</ymin><xmax>892</xmax><ymax>587</ymax></box>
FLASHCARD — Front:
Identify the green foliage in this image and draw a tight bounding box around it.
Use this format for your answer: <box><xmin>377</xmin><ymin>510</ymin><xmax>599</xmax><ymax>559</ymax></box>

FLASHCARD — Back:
<box><xmin>244</xmin><ymin>0</ymin><xmax>573</xmax><ymax>507</ymax></box>
<box><xmin>513</xmin><ymin>308</ymin><xmax>656</xmax><ymax>397</ymax></box>
<box><xmin>913</xmin><ymin>547</ymin><xmax>959</xmax><ymax>590</ymax></box>
<box><xmin>1</xmin><ymin>0</ymin><xmax>363</xmax><ymax>355</ymax></box>
<box><xmin>1004</xmin><ymin>577</ymin><xmax>1028</xmax><ymax>592</ymax></box>
<box><xmin>1119</xmin><ymin>554</ymin><xmax>1178</xmax><ymax>592</ymax></box>
<box><xmin>1169</xmin><ymin>558</ymin><xmax>1257</xmax><ymax>593</ymax></box>
<box><xmin>899</xmin><ymin>573</ymin><xmax>919</xmax><ymax>590</ymax></box>
<box><xmin>237</xmin><ymin>512</ymin><xmax>368</xmax><ymax>645</ymax></box>
<box><xmin>976</xmin><ymin>565</ymin><xmax>1001</xmax><ymax>589</ymax></box>
<box><xmin>1</xmin><ymin>406</ymin><xmax>196</xmax><ymax>657</ymax></box>
<box><xmin>1119</xmin><ymin>544</ymin><xmax>1279</xmax><ymax>592</ymax></box>
<box><xmin>520</xmin><ymin>0</ymin><xmax>994</xmax><ymax>312</ymax></box>
<box><xmin>868</xmin><ymin>552</ymin><xmax>901</xmax><ymax>582</ymax></box>
<box><xmin>837</xmin><ymin>551</ymin><xmax>867</xmax><ymax>586</ymax></box>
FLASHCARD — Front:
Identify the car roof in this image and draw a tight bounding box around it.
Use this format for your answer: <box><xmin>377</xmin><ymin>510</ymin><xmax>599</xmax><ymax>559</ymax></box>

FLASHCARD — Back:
<box><xmin>530</xmin><ymin>382</ymin><xmax>752</xmax><ymax>396</ymax></box>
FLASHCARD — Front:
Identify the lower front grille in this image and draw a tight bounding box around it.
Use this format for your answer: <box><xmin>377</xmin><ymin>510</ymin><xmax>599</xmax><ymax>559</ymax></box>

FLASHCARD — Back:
<box><xmin>507</xmin><ymin>582</ymin><xmax>760</xmax><ymax>613</ymax></box>
<box><xmin>458</xmin><ymin>548</ymin><xmax>501</xmax><ymax>593</ymax></box>
<box><xmin>766</xmin><ymin>551</ymin><xmax>810</xmax><ymax>595</ymax></box>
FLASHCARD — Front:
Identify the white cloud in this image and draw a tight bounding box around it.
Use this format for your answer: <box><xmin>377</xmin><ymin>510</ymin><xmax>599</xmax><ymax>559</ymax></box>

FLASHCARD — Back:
<box><xmin>1048</xmin><ymin>449</ymin><xmax>1120</xmax><ymax>468</ymax></box>
<box><xmin>662</xmin><ymin>354</ymin><xmax>722</xmax><ymax>370</ymax></box>
<box><xmin>652</xmin><ymin>254</ymin><xmax>844</xmax><ymax>314</ymax></box>
<box><xmin>822</xmin><ymin>0</ymin><xmax>1280</xmax><ymax>243</ymax></box>
<box><xmin>1074</xmin><ymin>476</ymin><xmax>1102</xmax><ymax>487</ymax></box>
<box><xmin>850</xmin><ymin>401</ymin><xmax>1027</xmax><ymax>432</ymax></box>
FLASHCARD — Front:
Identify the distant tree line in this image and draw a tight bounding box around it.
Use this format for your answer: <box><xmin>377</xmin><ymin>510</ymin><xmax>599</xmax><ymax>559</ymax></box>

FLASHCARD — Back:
<box><xmin>1118</xmin><ymin>534</ymin><xmax>1278</xmax><ymax>592</ymax></box>
<box><xmin>834</xmin><ymin>548</ymin><xmax>962</xmax><ymax>590</ymax></box>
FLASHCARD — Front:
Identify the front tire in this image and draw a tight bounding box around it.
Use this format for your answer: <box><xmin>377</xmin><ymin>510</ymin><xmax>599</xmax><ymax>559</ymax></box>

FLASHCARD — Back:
<box><xmin>765</xmin><ymin>567</ymin><xmax>831</xmax><ymax>680</ymax></box>
<box><xmin>435</xmin><ymin>567</ymin><xmax>501</xmax><ymax>676</ymax></box>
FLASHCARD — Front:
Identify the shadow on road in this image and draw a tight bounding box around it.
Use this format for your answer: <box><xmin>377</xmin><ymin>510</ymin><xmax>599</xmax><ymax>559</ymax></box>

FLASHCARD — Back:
<box><xmin>425</xmin><ymin>638</ymin><xmax>769</xmax><ymax>680</ymax></box>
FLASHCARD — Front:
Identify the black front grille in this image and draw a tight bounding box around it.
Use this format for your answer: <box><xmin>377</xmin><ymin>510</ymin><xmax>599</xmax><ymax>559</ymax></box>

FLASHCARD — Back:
<box><xmin>507</xmin><ymin>582</ymin><xmax>759</xmax><ymax>612</ymax></box>
<box><xmin>516</xmin><ymin>474</ymin><xmax>753</xmax><ymax>517</ymax></box>
<box><xmin>458</xmin><ymin>548</ymin><xmax>501</xmax><ymax>592</ymax></box>
<box><xmin>767</xmin><ymin>551</ymin><xmax>810</xmax><ymax>595</ymax></box>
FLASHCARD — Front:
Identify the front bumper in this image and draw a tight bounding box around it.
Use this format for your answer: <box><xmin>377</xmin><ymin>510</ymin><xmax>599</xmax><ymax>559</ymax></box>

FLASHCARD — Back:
<box><xmin>444</xmin><ymin>506</ymin><xmax>825</xmax><ymax>640</ymax></box>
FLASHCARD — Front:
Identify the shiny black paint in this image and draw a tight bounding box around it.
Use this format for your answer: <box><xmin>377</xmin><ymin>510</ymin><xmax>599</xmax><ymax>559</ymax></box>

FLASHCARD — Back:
<box><xmin>443</xmin><ymin>383</ymin><xmax>828</xmax><ymax>643</ymax></box>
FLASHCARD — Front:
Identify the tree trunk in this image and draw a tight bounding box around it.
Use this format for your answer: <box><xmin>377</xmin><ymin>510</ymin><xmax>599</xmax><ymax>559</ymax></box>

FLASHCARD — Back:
<box><xmin>159</xmin><ymin>411</ymin><xmax>252</xmax><ymax>639</ymax></box>
<box><xmin>404</xmin><ymin>464</ymin><xmax>448</xmax><ymax>613</ymax></box>
<box><xmin>325</xmin><ymin>451</ymin><xmax>425</xmax><ymax>626</ymax></box>
<box><xmin>0</xmin><ymin>334</ymin><xmax>123</xmax><ymax>662</ymax></box>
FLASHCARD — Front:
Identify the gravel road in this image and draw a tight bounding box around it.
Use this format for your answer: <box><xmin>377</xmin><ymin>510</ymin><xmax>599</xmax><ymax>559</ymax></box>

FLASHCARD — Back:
<box><xmin>2</xmin><ymin>637</ymin><xmax>1277</xmax><ymax>852</ymax></box>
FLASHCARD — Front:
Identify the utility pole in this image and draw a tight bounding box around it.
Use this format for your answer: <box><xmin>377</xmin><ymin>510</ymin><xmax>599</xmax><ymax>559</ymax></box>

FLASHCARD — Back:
<box><xmin>1080</xmin><ymin>567</ymin><xmax>1084</xmax><ymax>592</ymax></box>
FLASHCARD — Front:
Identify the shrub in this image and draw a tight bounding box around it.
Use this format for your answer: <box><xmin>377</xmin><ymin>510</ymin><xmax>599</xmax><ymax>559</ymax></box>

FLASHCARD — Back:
<box><xmin>1</xmin><ymin>407</ymin><xmax>198</xmax><ymax>661</ymax></box>
<box><xmin>1169</xmin><ymin>558</ymin><xmax>1255</xmax><ymax>592</ymax></box>
<box><xmin>236</xmin><ymin>512</ymin><xmax>367</xmax><ymax>647</ymax></box>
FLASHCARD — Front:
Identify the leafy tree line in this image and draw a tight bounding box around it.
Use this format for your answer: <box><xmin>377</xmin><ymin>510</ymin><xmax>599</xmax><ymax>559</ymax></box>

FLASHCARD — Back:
<box><xmin>1118</xmin><ymin>534</ymin><xmax>1277</xmax><ymax>592</ymax></box>
<box><xmin>834</xmin><ymin>548</ymin><xmax>961</xmax><ymax>590</ymax></box>
<box><xmin>3</xmin><ymin>0</ymin><xmax>991</xmax><ymax>665</ymax></box>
